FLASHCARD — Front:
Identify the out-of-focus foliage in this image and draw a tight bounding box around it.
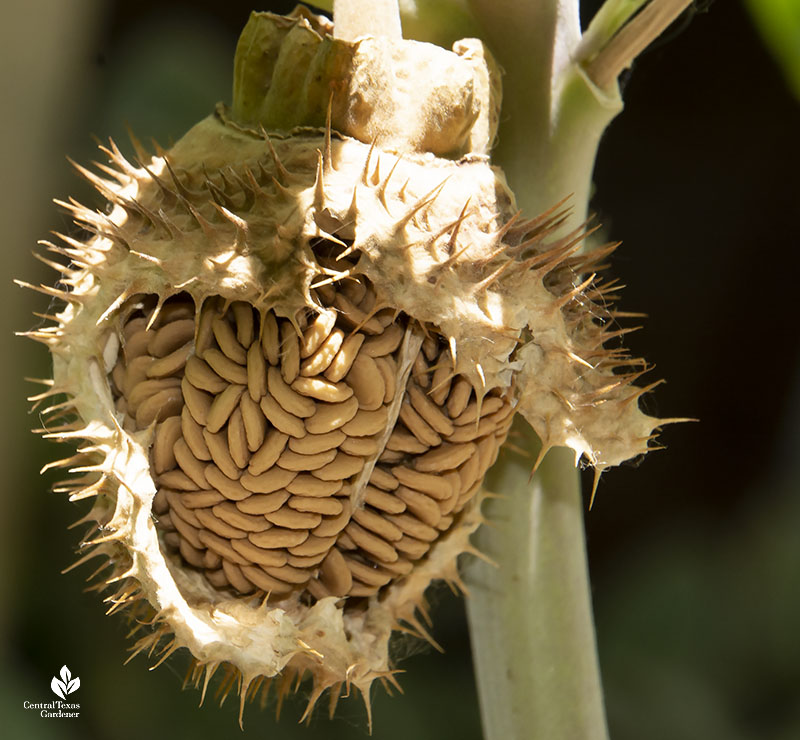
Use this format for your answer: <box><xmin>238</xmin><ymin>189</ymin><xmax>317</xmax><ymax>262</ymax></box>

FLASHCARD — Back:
<box><xmin>744</xmin><ymin>0</ymin><xmax>800</xmax><ymax>99</ymax></box>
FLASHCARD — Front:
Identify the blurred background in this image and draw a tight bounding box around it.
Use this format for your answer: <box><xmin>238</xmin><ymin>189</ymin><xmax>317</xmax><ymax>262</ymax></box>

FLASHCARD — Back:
<box><xmin>2</xmin><ymin>1</ymin><xmax>798</xmax><ymax>738</ymax></box>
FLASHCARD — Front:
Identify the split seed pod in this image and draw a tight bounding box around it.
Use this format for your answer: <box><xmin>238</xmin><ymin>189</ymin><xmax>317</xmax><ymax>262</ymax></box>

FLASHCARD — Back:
<box><xmin>23</xmin><ymin>8</ymin><xmax>663</xmax><ymax>724</ymax></box>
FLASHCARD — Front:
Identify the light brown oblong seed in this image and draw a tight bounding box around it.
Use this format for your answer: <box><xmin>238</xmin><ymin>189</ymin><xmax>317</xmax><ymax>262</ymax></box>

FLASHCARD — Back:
<box><xmin>288</xmin><ymin>495</ymin><xmax>343</xmax><ymax>516</ymax></box>
<box><xmin>239</xmin><ymin>393</ymin><xmax>267</xmax><ymax>452</ymax></box>
<box><xmin>203</xmin><ymin>429</ymin><xmax>242</xmax><ymax>480</ymax></box>
<box><xmin>195</xmin><ymin>301</ymin><xmax>218</xmax><ymax>356</ymax></box>
<box><xmin>346</xmin><ymin>354</ymin><xmax>385</xmax><ymax>411</ymax></box>
<box><xmin>198</xmin><ymin>530</ymin><xmax>250</xmax><ymax>565</ymax></box>
<box><xmin>185</xmin><ymin>355</ymin><xmax>227</xmax><ymax>394</ymax></box>
<box><xmin>227</xmin><ymin>407</ymin><xmax>250</xmax><ymax>469</ymax></box>
<box><xmin>261</xmin><ymin>312</ymin><xmax>280</xmax><ymax>366</ymax></box>
<box><xmin>386</xmin><ymin>513</ymin><xmax>438</xmax><ymax>542</ymax></box>
<box><xmin>135</xmin><ymin>388</ymin><xmax>183</xmax><ymax>428</ymax></box>
<box><xmin>212</xmin><ymin>317</ymin><xmax>247</xmax><ymax>364</ymax></box>
<box><xmin>279</xmin><ymin>321</ymin><xmax>300</xmax><ymax>384</ymax></box>
<box><xmin>152</xmin><ymin>416</ymin><xmax>182</xmax><ymax>474</ymax></box>
<box><xmin>148</xmin><ymin>318</ymin><xmax>195</xmax><ymax>358</ymax></box>
<box><xmin>173</xmin><ymin>438</ymin><xmax>210</xmax><ymax>489</ymax></box>
<box><xmin>195</xmin><ymin>508</ymin><xmax>248</xmax><ymax>540</ymax></box>
<box><xmin>262</xmin><ymin>563</ymin><xmax>312</xmax><ymax>585</ymax></box>
<box><xmin>319</xmin><ymin>548</ymin><xmax>353</xmax><ymax>596</ymax></box>
<box><xmin>158</xmin><ymin>469</ymin><xmax>199</xmax><ymax>492</ymax></box>
<box><xmin>240</xmin><ymin>565</ymin><xmax>295</xmax><ymax>595</ymax></box>
<box><xmin>339</xmin><ymin>436</ymin><xmax>379</xmax><ymax>456</ymax></box>
<box><xmin>203</xmin><ymin>348</ymin><xmax>248</xmax><ymax>385</ymax></box>
<box><xmin>300</xmin><ymin>311</ymin><xmax>336</xmax><ymax>358</ymax></box>
<box><xmin>236</xmin><ymin>489</ymin><xmax>290</xmax><ymax>514</ymax></box>
<box><xmin>287</xmin><ymin>552</ymin><xmax>327</xmax><ymax>568</ymax></box>
<box><xmin>265</xmin><ymin>507</ymin><xmax>321</xmax><ymax>529</ymax></box>
<box><xmin>341</xmin><ymin>406</ymin><xmax>389</xmax><ymax>437</ymax></box>
<box><xmin>180</xmin><ymin>490</ymin><xmax>226</xmax><ymax>508</ymax></box>
<box><xmin>312</xmin><ymin>500</ymin><xmax>352</xmax><ymax>537</ymax></box>
<box><xmin>345</xmin><ymin>521</ymin><xmax>398</xmax><ymax>563</ymax></box>
<box><xmin>259</xmin><ymin>395</ymin><xmax>306</xmax><ymax>439</ymax></box>
<box><xmin>232</xmin><ymin>302</ymin><xmax>255</xmax><ymax>348</ymax></box>
<box><xmin>364</xmin><ymin>485</ymin><xmax>406</xmax><ymax>514</ymax></box>
<box><xmin>246</xmin><ymin>340</ymin><xmax>267</xmax><ymax>401</ymax></box>
<box><xmin>181</xmin><ymin>377</ymin><xmax>212</xmax><ymax>426</ymax></box>
<box><xmin>301</xmin><ymin>327</ymin><xmax>344</xmax><ymax>377</ymax></box>
<box><xmin>408</xmin><ymin>384</ymin><xmax>454</xmax><ymax>435</ymax></box>
<box><xmin>398</xmin><ymin>402</ymin><xmax>442</xmax><ymax>447</ymax></box>
<box><xmin>146</xmin><ymin>342</ymin><xmax>192</xmax><ymax>379</ymax></box>
<box><xmin>446</xmin><ymin>377</ymin><xmax>473</xmax><ymax>418</ymax></box>
<box><xmin>288</xmin><ymin>429</ymin><xmax>345</xmax><ymax>455</ymax></box>
<box><xmin>178</xmin><ymin>538</ymin><xmax>205</xmax><ymax>568</ymax></box>
<box><xmin>222</xmin><ymin>560</ymin><xmax>255</xmax><ymax>594</ymax></box>
<box><xmin>249</xmin><ymin>527</ymin><xmax>308</xmax><ymax>549</ymax></box>
<box><xmin>312</xmin><ymin>452</ymin><xmax>364</xmax><ymax>481</ymax></box>
<box><xmin>429</xmin><ymin>363</ymin><xmax>453</xmax><ymax>406</ymax></box>
<box><xmin>128</xmin><ymin>377</ymin><xmax>181</xmax><ymax>414</ymax></box>
<box><xmin>291</xmin><ymin>376</ymin><xmax>353</xmax><ymax>403</ymax></box>
<box><xmin>304</xmin><ymin>395</ymin><xmax>359</xmax><ymax>435</ymax></box>
<box><xmin>374</xmin><ymin>355</ymin><xmax>396</xmax><ymax>404</ymax></box>
<box><xmin>453</xmin><ymin>396</ymin><xmax>505</xmax><ymax>426</ymax></box>
<box><xmin>123</xmin><ymin>355</ymin><xmax>155</xmax><ymax>397</ymax></box>
<box><xmin>285</xmin><ymin>474</ymin><xmax>342</xmax><ymax>497</ymax></box>
<box><xmin>241</xmin><ymin>466</ymin><xmax>297</xmax><ymax>494</ymax></box>
<box><xmin>231</xmin><ymin>538</ymin><xmax>288</xmax><ymax>567</ymax></box>
<box><xmin>205</xmin><ymin>384</ymin><xmax>245</xmax><ymax>434</ymax></box>
<box><xmin>205</xmin><ymin>569</ymin><xmax>229</xmax><ymax>589</ymax></box>
<box><xmin>352</xmin><ymin>506</ymin><xmax>404</xmax><ymax>541</ymax></box>
<box><xmin>361</xmin><ymin>324</ymin><xmax>404</xmax><ymax>358</ymax></box>
<box><xmin>276</xmin><ymin>447</ymin><xmax>338</xmax><ymax>472</ymax></box>
<box><xmin>386</xmin><ymin>429</ymin><xmax>428</xmax><ymax>454</ymax></box>
<box><xmin>394</xmin><ymin>534</ymin><xmax>430</xmax><ymax>559</ymax></box>
<box><xmin>333</xmin><ymin>293</ymin><xmax>383</xmax><ymax>334</ymax></box>
<box><xmin>344</xmin><ymin>556</ymin><xmax>393</xmax><ymax>588</ymax></box>
<box><xmin>288</xmin><ymin>533</ymin><xmax>337</xmax><ymax>556</ymax></box>
<box><xmin>205</xmin><ymin>466</ymin><xmax>251</xmax><ymax>501</ymax></box>
<box><xmin>324</xmin><ymin>332</ymin><xmax>364</xmax><ymax>382</ymax></box>
<box><xmin>368</xmin><ymin>467</ymin><xmax>400</xmax><ymax>490</ymax></box>
<box><xmin>394</xmin><ymin>486</ymin><xmax>442</xmax><ymax>527</ymax></box>
<box><xmin>414</xmin><ymin>441</ymin><xmax>477</xmax><ymax>473</ymax></box>
<box><xmin>170</xmin><ymin>509</ymin><xmax>204</xmax><ymax>549</ymax></box>
<box><xmin>181</xmin><ymin>406</ymin><xmax>211</xmax><ymax>460</ymax></box>
<box><xmin>392</xmin><ymin>465</ymin><xmax>453</xmax><ymax>500</ymax></box>
<box><xmin>203</xmin><ymin>548</ymin><xmax>222</xmax><ymax>569</ymax></box>
<box><xmin>267</xmin><ymin>366</ymin><xmax>315</xmax><ymax>418</ymax></box>
<box><xmin>123</xmin><ymin>329</ymin><xmax>150</xmax><ymax>363</ymax></box>
<box><xmin>445</xmin><ymin>416</ymin><xmax>497</xmax><ymax>443</ymax></box>
<box><xmin>248</xmin><ymin>429</ymin><xmax>289</xmax><ymax>475</ymax></box>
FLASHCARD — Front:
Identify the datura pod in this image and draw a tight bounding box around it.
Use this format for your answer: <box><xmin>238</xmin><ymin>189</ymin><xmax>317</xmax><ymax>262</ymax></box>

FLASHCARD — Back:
<box><xmin>23</xmin><ymin>8</ymin><xmax>662</xmax><ymax>725</ymax></box>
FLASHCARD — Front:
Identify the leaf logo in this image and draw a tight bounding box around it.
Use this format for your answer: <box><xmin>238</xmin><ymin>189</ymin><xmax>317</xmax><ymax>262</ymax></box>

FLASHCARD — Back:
<box><xmin>51</xmin><ymin>666</ymin><xmax>80</xmax><ymax>699</ymax></box>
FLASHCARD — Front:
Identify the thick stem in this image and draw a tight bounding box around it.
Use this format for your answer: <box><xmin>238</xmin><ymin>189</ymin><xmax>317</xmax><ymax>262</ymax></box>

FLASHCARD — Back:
<box><xmin>465</xmin><ymin>420</ymin><xmax>608</xmax><ymax>740</ymax></box>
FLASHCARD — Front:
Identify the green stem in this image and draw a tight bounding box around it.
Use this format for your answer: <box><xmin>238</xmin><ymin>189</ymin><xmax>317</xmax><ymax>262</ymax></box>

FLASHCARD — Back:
<box><xmin>465</xmin><ymin>421</ymin><xmax>608</xmax><ymax>739</ymax></box>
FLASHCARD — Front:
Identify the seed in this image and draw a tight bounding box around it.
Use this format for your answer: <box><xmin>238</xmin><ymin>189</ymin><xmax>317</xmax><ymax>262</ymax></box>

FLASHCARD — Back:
<box><xmin>386</xmin><ymin>514</ymin><xmax>438</xmax><ymax>543</ymax></box>
<box><xmin>180</xmin><ymin>490</ymin><xmax>226</xmax><ymax>508</ymax></box>
<box><xmin>240</xmin><ymin>565</ymin><xmax>295</xmax><ymax>595</ymax></box>
<box><xmin>185</xmin><ymin>355</ymin><xmax>227</xmax><ymax>393</ymax></box>
<box><xmin>386</xmin><ymin>429</ymin><xmax>428</xmax><ymax>454</ymax></box>
<box><xmin>342</xmin><ymin>279</ymin><xmax>367</xmax><ymax>305</ymax></box>
<box><xmin>353</xmin><ymin>506</ymin><xmax>403</xmax><ymax>541</ymax></box>
<box><xmin>135</xmin><ymin>387</ymin><xmax>182</xmax><ymax>427</ymax></box>
<box><xmin>173</xmin><ymin>438</ymin><xmax>210</xmax><ymax>488</ymax></box>
<box><xmin>146</xmin><ymin>341</ymin><xmax>192</xmax><ymax>378</ymax></box>
<box><xmin>195</xmin><ymin>301</ymin><xmax>217</xmax><ymax>356</ymax></box>
<box><xmin>339</xmin><ymin>435</ymin><xmax>379</xmax><ymax>456</ymax></box>
<box><xmin>319</xmin><ymin>548</ymin><xmax>352</xmax><ymax>596</ymax></box>
<box><xmin>378</xmin><ymin>449</ymin><xmax>404</xmax><ymax>464</ymax></box>
<box><xmin>287</xmin><ymin>552</ymin><xmax>327</xmax><ymax>568</ymax></box>
<box><xmin>124</xmin><ymin>328</ymin><xmax>151</xmax><ymax>363</ymax></box>
<box><xmin>445</xmin><ymin>416</ymin><xmax>497</xmax><ymax>443</ymax></box>
<box><xmin>367</xmin><ymin>467</ymin><xmax>399</xmax><ymax>490</ymax></box>
<box><xmin>205</xmin><ymin>466</ymin><xmax>250</xmax><ymax>500</ymax></box>
<box><xmin>453</xmin><ymin>396</ymin><xmax>505</xmax><ymax>426</ymax></box>
<box><xmin>341</xmin><ymin>406</ymin><xmax>389</xmax><ymax>437</ymax></box>
<box><xmin>279</xmin><ymin>321</ymin><xmax>300</xmax><ymax>384</ymax></box>
<box><xmin>198</xmin><ymin>530</ymin><xmax>250</xmax><ymax>565</ymax></box>
<box><xmin>195</xmin><ymin>508</ymin><xmax>248</xmax><ymax>539</ymax></box>
<box><xmin>231</xmin><ymin>302</ymin><xmax>254</xmax><ymax>347</ymax></box>
<box><xmin>411</xmin><ymin>353</ymin><xmax>430</xmax><ymax>389</ymax></box>
<box><xmin>241</xmin><ymin>467</ymin><xmax>297</xmax><ymax>494</ymax></box>
<box><xmin>246</xmin><ymin>341</ymin><xmax>267</xmax><ymax>401</ymax></box>
<box><xmin>260</xmin><ymin>394</ymin><xmax>307</xmax><ymax>438</ymax></box>
<box><xmin>236</xmin><ymin>489</ymin><xmax>290</xmax><ymax>514</ymax></box>
<box><xmin>158</xmin><ymin>469</ymin><xmax>199</xmax><ymax>491</ymax></box>
<box><xmin>178</xmin><ymin>538</ymin><xmax>205</xmax><ymax>568</ymax></box>
<box><xmin>300</xmin><ymin>311</ymin><xmax>336</xmax><ymax>358</ymax></box>
<box><xmin>394</xmin><ymin>486</ymin><xmax>441</xmax><ymax>527</ymax></box>
<box><xmin>286</xmin><ymin>474</ymin><xmax>342</xmax><ymax>497</ymax></box>
<box><xmin>408</xmin><ymin>384</ymin><xmax>454</xmax><ymax>435</ymax></box>
<box><xmin>312</xmin><ymin>500</ymin><xmax>352</xmax><ymax>537</ymax></box>
<box><xmin>392</xmin><ymin>465</ymin><xmax>453</xmax><ymax>500</ymax></box>
<box><xmin>203</xmin><ymin>348</ymin><xmax>247</xmax><ymax>385</ymax></box>
<box><xmin>128</xmin><ymin>377</ymin><xmax>181</xmax><ymax>413</ymax></box>
<box><xmin>380</xmin><ymin>557</ymin><xmax>414</xmax><ymax>577</ymax></box>
<box><xmin>374</xmin><ymin>355</ymin><xmax>396</xmax><ymax>404</ymax></box>
<box><xmin>346</xmin><ymin>354</ymin><xmax>385</xmax><ymax>411</ymax></box>
<box><xmin>165</xmin><ymin>490</ymin><xmax>201</xmax><ymax>527</ymax></box>
<box><xmin>205</xmin><ymin>384</ymin><xmax>245</xmax><ymax>433</ymax></box>
<box><xmin>222</xmin><ymin>560</ymin><xmax>255</xmax><ymax>593</ymax></box>
<box><xmin>262</xmin><ymin>563</ymin><xmax>311</xmax><ymax>585</ymax></box>
<box><xmin>394</xmin><ymin>534</ymin><xmax>431</xmax><ymax>559</ymax></box>
<box><xmin>288</xmin><ymin>534</ymin><xmax>338</xmax><ymax>556</ymax></box>
<box><xmin>265</xmin><ymin>507</ymin><xmax>321</xmax><ymax>529</ymax></box>
<box><xmin>170</xmin><ymin>509</ymin><xmax>203</xmax><ymax>549</ymax></box>
<box><xmin>304</xmin><ymin>395</ymin><xmax>359</xmax><ymax>435</ymax></box>
<box><xmin>276</xmin><ymin>447</ymin><xmax>338</xmax><ymax>472</ymax></box>
<box><xmin>446</xmin><ymin>377</ymin><xmax>472</xmax><ymax>418</ymax></box>
<box><xmin>203</xmin><ymin>429</ymin><xmax>242</xmax><ymax>480</ymax></box>
<box><xmin>230</xmin><ymin>539</ymin><xmax>288</xmax><ymax>567</ymax></box>
<box><xmin>153</xmin><ymin>488</ymin><xmax>169</xmax><ymax>515</ymax></box>
<box><xmin>239</xmin><ymin>393</ymin><xmax>267</xmax><ymax>452</ymax></box>
<box><xmin>324</xmin><ymin>332</ymin><xmax>364</xmax><ymax>382</ymax></box>
<box><xmin>249</xmin><ymin>527</ymin><xmax>308</xmax><ymax>549</ymax></box>
<box><xmin>437</xmin><ymin>514</ymin><xmax>454</xmax><ymax>531</ymax></box>
<box><xmin>288</xmin><ymin>496</ymin><xmax>343</xmax><ymax>516</ymax></box>
<box><xmin>348</xmin><ymin>582</ymin><xmax>379</xmax><ymax>597</ymax></box>
<box><xmin>344</xmin><ymin>556</ymin><xmax>393</xmax><ymax>587</ymax></box>
<box><xmin>361</xmin><ymin>324</ymin><xmax>404</xmax><ymax>358</ymax></box>
<box><xmin>248</xmin><ymin>429</ymin><xmax>289</xmax><ymax>475</ymax></box>
<box><xmin>398</xmin><ymin>402</ymin><xmax>442</xmax><ymax>447</ymax></box>
<box><xmin>123</xmin><ymin>355</ymin><xmax>155</xmax><ymax>396</ymax></box>
<box><xmin>181</xmin><ymin>377</ymin><xmax>212</xmax><ymax>425</ymax></box>
<box><xmin>203</xmin><ymin>549</ymin><xmax>221</xmax><ymax>569</ymax></box>
<box><xmin>291</xmin><ymin>376</ymin><xmax>353</xmax><ymax>403</ymax></box>
<box><xmin>181</xmin><ymin>408</ymin><xmax>212</xmax><ymax>461</ymax></box>
<box><xmin>288</xmin><ymin>429</ymin><xmax>345</xmax><ymax>455</ymax></box>
<box><xmin>261</xmin><ymin>311</ymin><xmax>280</xmax><ymax>365</ymax></box>
<box><xmin>364</xmin><ymin>485</ymin><xmax>406</xmax><ymax>514</ymax></box>
<box><xmin>312</xmin><ymin>451</ymin><xmax>364</xmax><ymax>481</ymax></box>
<box><xmin>267</xmin><ymin>366</ymin><xmax>315</xmax><ymax>418</ymax></box>
<box><xmin>345</xmin><ymin>522</ymin><xmax>398</xmax><ymax>563</ymax></box>
<box><xmin>429</xmin><ymin>363</ymin><xmax>453</xmax><ymax>406</ymax></box>
<box><xmin>147</xmin><ymin>319</ymin><xmax>194</xmax><ymax>357</ymax></box>
<box><xmin>205</xmin><ymin>569</ymin><xmax>229</xmax><ymax>589</ymax></box>
<box><xmin>227</xmin><ymin>407</ymin><xmax>250</xmax><ymax>468</ymax></box>
<box><xmin>300</xmin><ymin>328</ymin><xmax>344</xmax><ymax>376</ymax></box>
<box><xmin>414</xmin><ymin>441</ymin><xmax>477</xmax><ymax>472</ymax></box>
<box><xmin>333</xmin><ymin>293</ymin><xmax>383</xmax><ymax>334</ymax></box>
<box><xmin>152</xmin><ymin>416</ymin><xmax>182</xmax><ymax>474</ymax></box>
<box><xmin>212</xmin><ymin>317</ymin><xmax>247</xmax><ymax>364</ymax></box>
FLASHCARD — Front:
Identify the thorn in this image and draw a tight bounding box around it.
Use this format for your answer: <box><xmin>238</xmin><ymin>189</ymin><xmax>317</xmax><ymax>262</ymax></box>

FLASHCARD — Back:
<box><xmin>360</xmin><ymin>140</ymin><xmax>377</xmax><ymax>186</ymax></box>
<box><xmin>394</xmin><ymin>178</ymin><xmax>449</xmax><ymax>230</ymax></box>
<box><xmin>323</xmin><ymin>91</ymin><xmax>334</xmax><ymax>171</ymax></box>
<box><xmin>376</xmin><ymin>154</ymin><xmax>403</xmax><ymax>207</ymax></box>
<box><xmin>313</xmin><ymin>150</ymin><xmax>326</xmax><ymax>211</ymax></box>
<box><xmin>263</xmin><ymin>130</ymin><xmax>291</xmax><ymax>183</ymax></box>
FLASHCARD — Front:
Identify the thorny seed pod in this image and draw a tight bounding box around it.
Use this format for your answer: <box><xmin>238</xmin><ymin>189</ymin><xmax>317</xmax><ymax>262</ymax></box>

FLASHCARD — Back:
<box><xmin>22</xmin><ymin>8</ymin><xmax>664</xmax><ymax>726</ymax></box>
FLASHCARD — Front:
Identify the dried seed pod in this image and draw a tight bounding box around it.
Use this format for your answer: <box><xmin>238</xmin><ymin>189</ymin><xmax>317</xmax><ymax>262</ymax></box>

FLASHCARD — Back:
<box><xmin>23</xmin><ymin>6</ymin><xmax>664</xmax><ymax>728</ymax></box>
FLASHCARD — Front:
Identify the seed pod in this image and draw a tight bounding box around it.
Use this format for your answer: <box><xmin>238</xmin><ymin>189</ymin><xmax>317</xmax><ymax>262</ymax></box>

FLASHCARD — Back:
<box><xmin>22</xmin><ymin>6</ymin><xmax>663</xmax><ymax>728</ymax></box>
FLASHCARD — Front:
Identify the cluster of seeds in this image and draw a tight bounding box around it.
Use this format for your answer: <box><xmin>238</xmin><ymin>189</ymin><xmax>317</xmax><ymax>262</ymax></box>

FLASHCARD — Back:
<box><xmin>111</xmin><ymin>276</ymin><xmax>514</xmax><ymax>604</ymax></box>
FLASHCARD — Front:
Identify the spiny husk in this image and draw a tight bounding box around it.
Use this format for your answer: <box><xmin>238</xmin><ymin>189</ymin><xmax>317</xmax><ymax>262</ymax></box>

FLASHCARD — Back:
<box><xmin>22</xmin><ymin>7</ymin><xmax>664</xmax><ymax>726</ymax></box>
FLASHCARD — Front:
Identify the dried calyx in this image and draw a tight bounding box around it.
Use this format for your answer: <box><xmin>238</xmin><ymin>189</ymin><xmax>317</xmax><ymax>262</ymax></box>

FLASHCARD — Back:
<box><xmin>24</xmin><ymin>7</ymin><xmax>662</xmax><ymax>724</ymax></box>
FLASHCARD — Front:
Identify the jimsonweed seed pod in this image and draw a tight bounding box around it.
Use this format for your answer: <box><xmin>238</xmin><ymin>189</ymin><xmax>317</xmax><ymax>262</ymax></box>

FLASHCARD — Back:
<box><xmin>22</xmin><ymin>7</ymin><xmax>663</xmax><ymax>723</ymax></box>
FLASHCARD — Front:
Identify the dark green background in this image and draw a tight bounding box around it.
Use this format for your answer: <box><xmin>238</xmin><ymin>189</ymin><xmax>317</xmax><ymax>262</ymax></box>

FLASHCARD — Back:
<box><xmin>2</xmin><ymin>1</ymin><xmax>798</xmax><ymax>738</ymax></box>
